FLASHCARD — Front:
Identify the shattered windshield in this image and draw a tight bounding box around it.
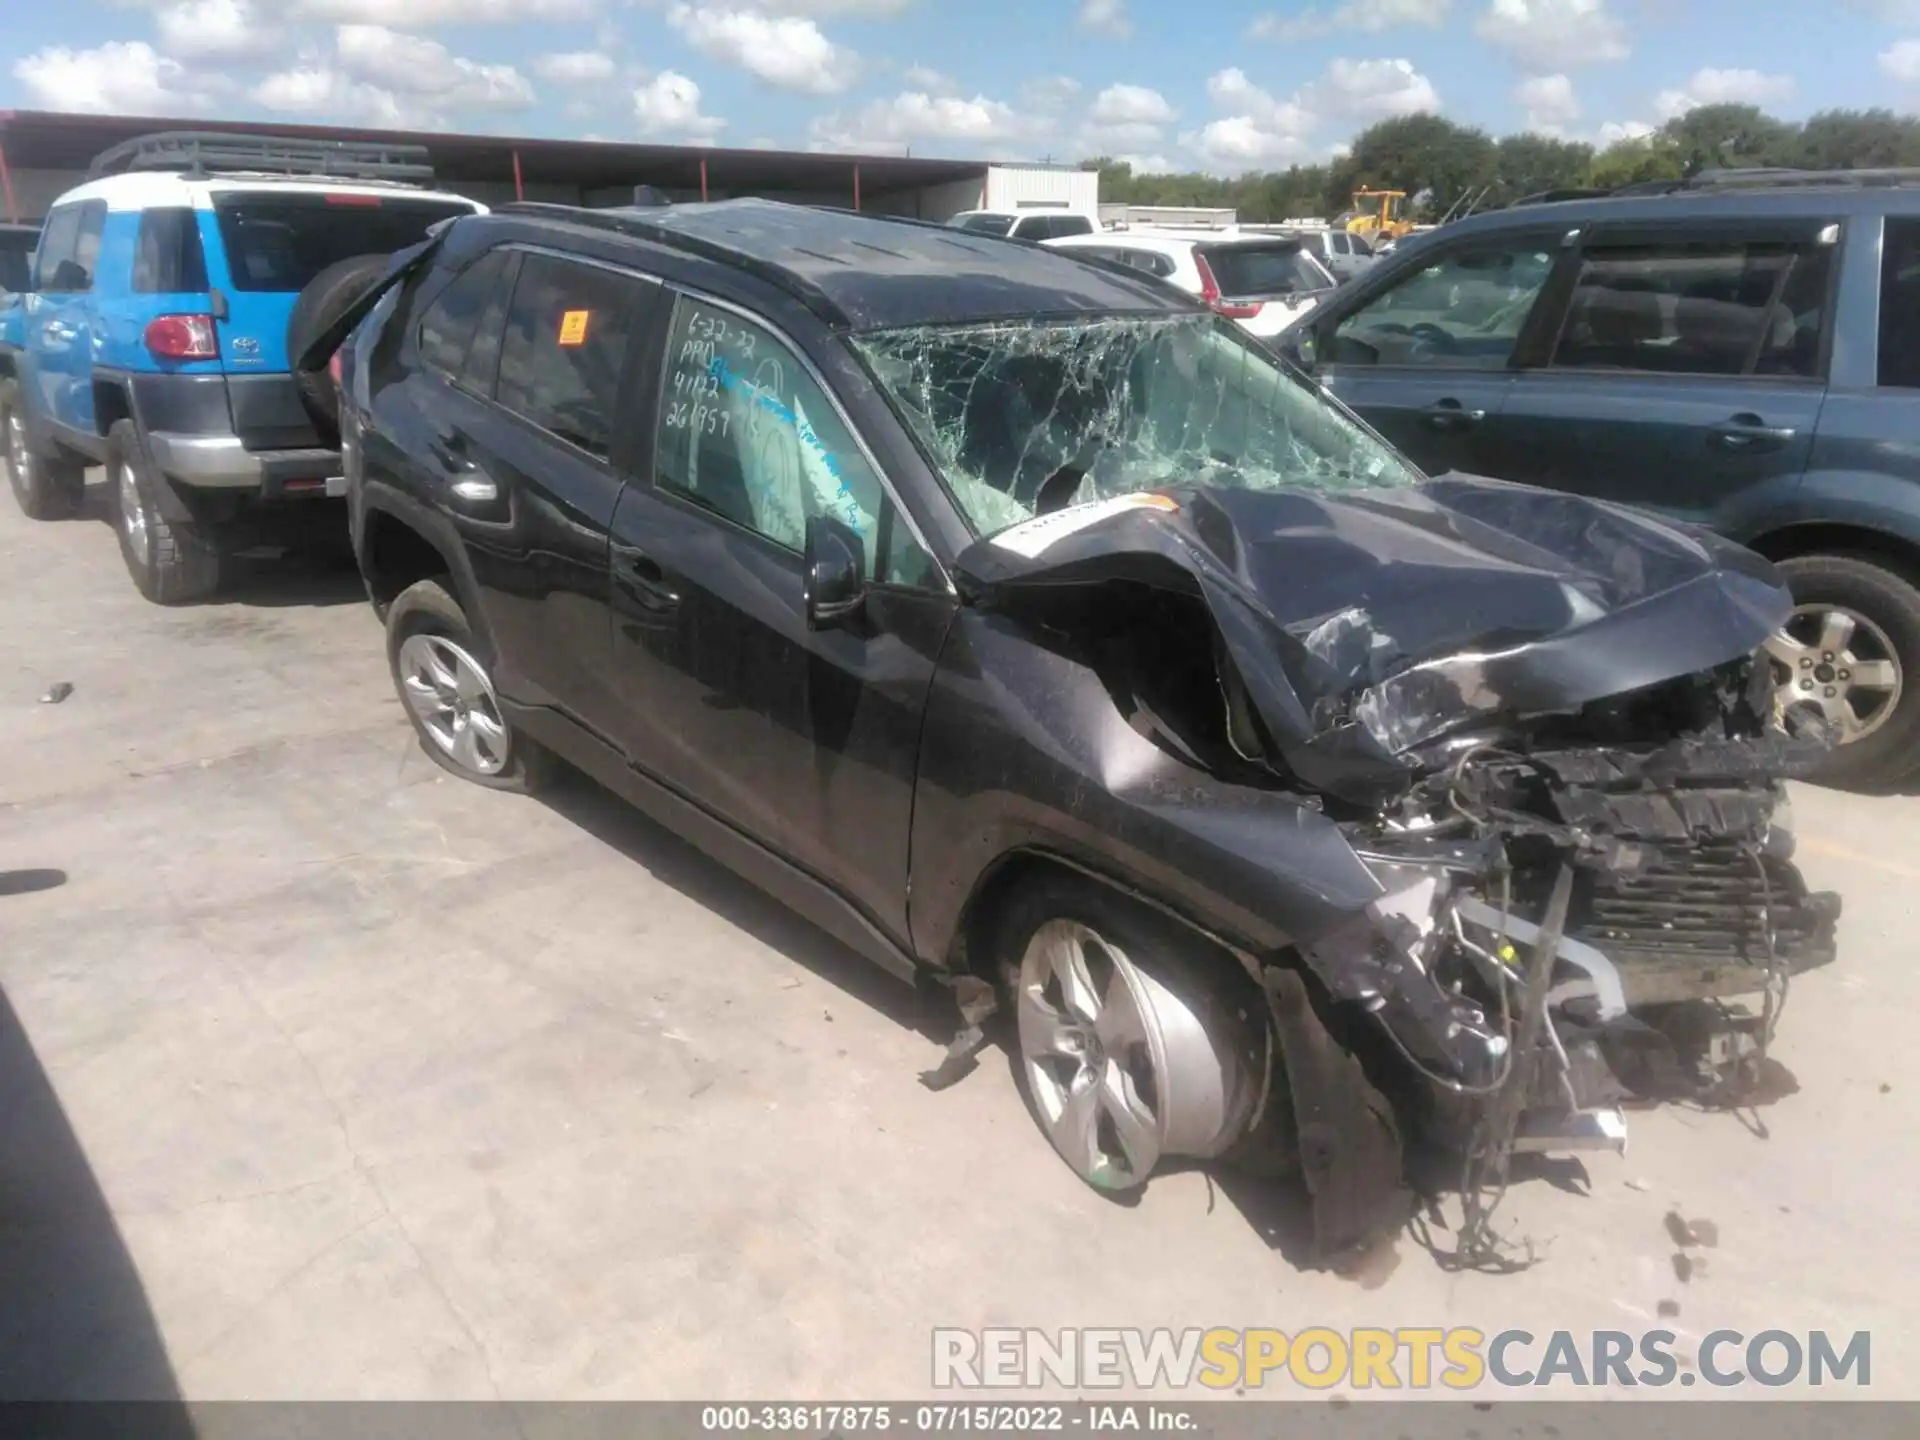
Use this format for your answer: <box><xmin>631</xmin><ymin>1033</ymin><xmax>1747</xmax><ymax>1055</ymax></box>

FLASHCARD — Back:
<box><xmin>855</xmin><ymin>313</ymin><xmax>1419</xmax><ymax>534</ymax></box>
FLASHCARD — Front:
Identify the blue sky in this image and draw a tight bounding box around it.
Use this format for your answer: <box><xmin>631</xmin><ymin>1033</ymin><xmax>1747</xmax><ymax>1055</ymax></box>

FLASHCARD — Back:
<box><xmin>3</xmin><ymin>1</ymin><xmax>1919</xmax><ymax>172</ymax></box>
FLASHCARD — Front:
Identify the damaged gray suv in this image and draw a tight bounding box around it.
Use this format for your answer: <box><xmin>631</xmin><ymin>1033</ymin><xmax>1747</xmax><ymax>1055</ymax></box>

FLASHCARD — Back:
<box><xmin>318</xmin><ymin>200</ymin><xmax>1841</xmax><ymax>1261</ymax></box>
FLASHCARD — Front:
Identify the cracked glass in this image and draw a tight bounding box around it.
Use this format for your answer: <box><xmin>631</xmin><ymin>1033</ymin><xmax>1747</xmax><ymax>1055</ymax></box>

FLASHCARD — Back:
<box><xmin>854</xmin><ymin>314</ymin><xmax>1418</xmax><ymax>536</ymax></box>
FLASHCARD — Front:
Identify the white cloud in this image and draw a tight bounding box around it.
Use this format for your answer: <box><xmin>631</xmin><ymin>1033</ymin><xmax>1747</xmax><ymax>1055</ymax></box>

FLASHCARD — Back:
<box><xmin>1477</xmin><ymin>0</ymin><xmax>1629</xmax><ymax>73</ymax></box>
<box><xmin>1080</xmin><ymin>83</ymin><xmax>1177</xmax><ymax>154</ymax></box>
<box><xmin>13</xmin><ymin>41</ymin><xmax>204</xmax><ymax>114</ymax></box>
<box><xmin>155</xmin><ymin>0</ymin><xmax>274</xmax><ymax>60</ymax></box>
<box><xmin>1188</xmin><ymin>57</ymin><xmax>1438</xmax><ymax>171</ymax></box>
<box><xmin>1251</xmin><ymin>0</ymin><xmax>1449</xmax><ymax>41</ymax></box>
<box><xmin>667</xmin><ymin>4</ymin><xmax>857</xmax><ymax>94</ymax></box>
<box><xmin>1300</xmin><ymin>56</ymin><xmax>1439</xmax><ymax>119</ymax></box>
<box><xmin>535</xmin><ymin>52</ymin><xmax>619</xmax><ymax>83</ymax></box>
<box><xmin>1514</xmin><ymin>72</ymin><xmax>1579</xmax><ymax>132</ymax></box>
<box><xmin>335</xmin><ymin>24</ymin><xmax>536</xmax><ymax>110</ymax></box>
<box><xmin>1079</xmin><ymin>0</ymin><xmax>1134</xmax><ymax>38</ymax></box>
<box><xmin>1881</xmin><ymin>39</ymin><xmax>1920</xmax><ymax>87</ymax></box>
<box><xmin>1022</xmin><ymin>75</ymin><xmax>1083</xmax><ymax>111</ymax></box>
<box><xmin>811</xmin><ymin>90</ymin><xmax>1027</xmax><ymax>153</ymax></box>
<box><xmin>1653</xmin><ymin>67</ymin><xmax>1796</xmax><ymax>120</ymax></box>
<box><xmin>1595</xmin><ymin>118</ymin><xmax>1654</xmax><ymax>145</ymax></box>
<box><xmin>633</xmin><ymin>70</ymin><xmax>725</xmax><ymax>140</ymax></box>
<box><xmin>253</xmin><ymin>65</ymin><xmax>424</xmax><ymax>127</ymax></box>
<box><xmin>903</xmin><ymin>64</ymin><xmax>957</xmax><ymax>92</ymax></box>
<box><xmin>292</xmin><ymin>0</ymin><xmax>593</xmax><ymax>20</ymax></box>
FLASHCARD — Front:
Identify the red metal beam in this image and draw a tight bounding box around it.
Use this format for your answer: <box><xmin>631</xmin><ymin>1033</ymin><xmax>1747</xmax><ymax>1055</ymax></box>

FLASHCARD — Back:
<box><xmin>0</xmin><ymin>138</ymin><xmax>16</xmax><ymax>223</ymax></box>
<box><xmin>511</xmin><ymin>147</ymin><xmax>524</xmax><ymax>201</ymax></box>
<box><xmin>700</xmin><ymin>155</ymin><xmax>708</xmax><ymax>202</ymax></box>
<box><xmin>853</xmin><ymin>163</ymin><xmax>861</xmax><ymax>212</ymax></box>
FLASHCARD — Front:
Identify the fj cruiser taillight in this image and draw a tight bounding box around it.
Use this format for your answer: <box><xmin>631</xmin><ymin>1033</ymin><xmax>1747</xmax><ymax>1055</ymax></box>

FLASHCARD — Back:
<box><xmin>144</xmin><ymin>314</ymin><xmax>218</xmax><ymax>360</ymax></box>
<box><xmin>1194</xmin><ymin>254</ymin><xmax>1263</xmax><ymax>321</ymax></box>
<box><xmin>329</xmin><ymin>351</ymin><xmax>343</xmax><ymax>386</ymax></box>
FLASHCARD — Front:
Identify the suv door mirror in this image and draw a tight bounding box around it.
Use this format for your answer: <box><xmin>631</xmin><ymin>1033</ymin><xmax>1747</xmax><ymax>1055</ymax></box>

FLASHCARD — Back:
<box><xmin>804</xmin><ymin>513</ymin><xmax>868</xmax><ymax>631</ymax></box>
<box><xmin>1280</xmin><ymin>327</ymin><xmax>1316</xmax><ymax>370</ymax></box>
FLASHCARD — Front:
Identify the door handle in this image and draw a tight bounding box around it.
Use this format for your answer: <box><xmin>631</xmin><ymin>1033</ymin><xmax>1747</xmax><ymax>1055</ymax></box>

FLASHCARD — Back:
<box><xmin>1423</xmin><ymin>399</ymin><xmax>1486</xmax><ymax>432</ymax></box>
<box><xmin>612</xmin><ymin>543</ymin><xmax>682</xmax><ymax>613</ymax></box>
<box><xmin>428</xmin><ymin>431</ymin><xmax>472</xmax><ymax>471</ymax></box>
<box><xmin>1709</xmin><ymin>414</ymin><xmax>1797</xmax><ymax>452</ymax></box>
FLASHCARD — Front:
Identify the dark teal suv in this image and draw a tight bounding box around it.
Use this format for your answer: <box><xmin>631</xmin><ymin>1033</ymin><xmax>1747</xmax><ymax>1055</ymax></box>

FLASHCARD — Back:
<box><xmin>1280</xmin><ymin>169</ymin><xmax>1920</xmax><ymax>789</ymax></box>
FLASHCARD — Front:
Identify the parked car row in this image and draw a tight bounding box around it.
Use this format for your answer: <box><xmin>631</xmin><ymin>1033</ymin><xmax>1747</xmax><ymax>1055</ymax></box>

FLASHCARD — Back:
<box><xmin>0</xmin><ymin>147</ymin><xmax>1858</xmax><ymax>1261</ymax></box>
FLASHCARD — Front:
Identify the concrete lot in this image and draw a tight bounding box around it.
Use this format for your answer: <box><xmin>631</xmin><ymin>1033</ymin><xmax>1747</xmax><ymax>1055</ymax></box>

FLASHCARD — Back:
<box><xmin>1</xmin><ymin>480</ymin><xmax>1915</xmax><ymax>1402</ymax></box>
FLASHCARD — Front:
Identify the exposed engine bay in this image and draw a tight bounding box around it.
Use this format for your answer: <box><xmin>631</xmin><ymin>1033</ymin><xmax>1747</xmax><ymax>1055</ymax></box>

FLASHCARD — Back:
<box><xmin>955</xmin><ymin>477</ymin><xmax>1842</xmax><ymax>1263</ymax></box>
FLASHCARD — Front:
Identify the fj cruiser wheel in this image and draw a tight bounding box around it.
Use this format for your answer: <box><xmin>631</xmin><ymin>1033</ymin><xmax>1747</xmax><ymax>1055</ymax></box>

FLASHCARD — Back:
<box><xmin>287</xmin><ymin>253</ymin><xmax>390</xmax><ymax>444</ymax></box>
<box><xmin>995</xmin><ymin>874</ymin><xmax>1264</xmax><ymax>1193</ymax></box>
<box><xmin>108</xmin><ymin>420</ymin><xmax>221</xmax><ymax>604</ymax></box>
<box><xmin>1767</xmin><ymin>554</ymin><xmax>1920</xmax><ymax>791</ymax></box>
<box><xmin>2</xmin><ymin>386</ymin><xmax>85</xmax><ymax>521</ymax></box>
<box><xmin>386</xmin><ymin>578</ymin><xmax>553</xmax><ymax>793</ymax></box>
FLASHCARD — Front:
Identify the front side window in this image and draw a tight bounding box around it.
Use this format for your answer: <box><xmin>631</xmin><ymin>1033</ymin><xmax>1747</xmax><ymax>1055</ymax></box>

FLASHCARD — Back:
<box><xmin>1330</xmin><ymin>239</ymin><xmax>1555</xmax><ymax>368</ymax></box>
<box><xmin>494</xmin><ymin>254</ymin><xmax>643</xmax><ymax>460</ymax></box>
<box><xmin>1551</xmin><ymin>237</ymin><xmax>1831</xmax><ymax>379</ymax></box>
<box><xmin>1878</xmin><ymin>218</ymin><xmax>1920</xmax><ymax>389</ymax></box>
<box><xmin>655</xmin><ymin>295</ymin><xmax>936</xmax><ymax>586</ymax></box>
<box><xmin>417</xmin><ymin>250</ymin><xmax>512</xmax><ymax>382</ymax></box>
<box><xmin>34</xmin><ymin>204</ymin><xmax>104</xmax><ymax>294</ymax></box>
<box><xmin>857</xmin><ymin>314</ymin><xmax>1418</xmax><ymax>536</ymax></box>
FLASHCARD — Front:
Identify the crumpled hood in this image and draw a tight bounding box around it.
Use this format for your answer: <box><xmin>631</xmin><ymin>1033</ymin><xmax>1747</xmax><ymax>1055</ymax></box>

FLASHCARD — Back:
<box><xmin>953</xmin><ymin>475</ymin><xmax>1792</xmax><ymax>804</ymax></box>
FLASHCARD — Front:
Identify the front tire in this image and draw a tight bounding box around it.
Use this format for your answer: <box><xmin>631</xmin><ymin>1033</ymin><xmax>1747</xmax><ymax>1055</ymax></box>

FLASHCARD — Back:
<box><xmin>108</xmin><ymin>420</ymin><xmax>221</xmax><ymax>604</ymax></box>
<box><xmin>1768</xmin><ymin>554</ymin><xmax>1920</xmax><ymax>790</ymax></box>
<box><xmin>386</xmin><ymin>578</ymin><xmax>552</xmax><ymax>793</ymax></box>
<box><xmin>994</xmin><ymin>873</ymin><xmax>1264</xmax><ymax>1193</ymax></box>
<box><xmin>2</xmin><ymin>385</ymin><xmax>85</xmax><ymax>521</ymax></box>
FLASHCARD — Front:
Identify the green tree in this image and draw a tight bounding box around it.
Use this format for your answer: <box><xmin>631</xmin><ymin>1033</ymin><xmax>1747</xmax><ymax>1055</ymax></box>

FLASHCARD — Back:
<box><xmin>1586</xmin><ymin>134</ymin><xmax>1687</xmax><ymax>188</ymax></box>
<box><xmin>1658</xmin><ymin>103</ymin><xmax>1799</xmax><ymax>173</ymax></box>
<box><xmin>1330</xmin><ymin>113</ymin><xmax>1500</xmax><ymax>219</ymax></box>
<box><xmin>1797</xmin><ymin>109</ymin><xmax>1920</xmax><ymax>169</ymax></box>
<box><xmin>1491</xmin><ymin>133</ymin><xmax>1597</xmax><ymax>204</ymax></box>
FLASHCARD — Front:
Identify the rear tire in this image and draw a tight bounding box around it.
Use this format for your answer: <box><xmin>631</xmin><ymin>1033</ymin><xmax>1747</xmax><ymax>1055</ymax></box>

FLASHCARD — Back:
<box><xmin>2</xmin><ymin>384</ymin><xmax>85</xmax><ymax>521</ymax></box>
<box><xmin>108</xmin><ymin>420</ymin><xmax>221</xmax><ymax>604</ymax></box>
<box><xmin>1770</xmin><ymin>553</ymin><xmax>1920</xmax><ymax>791</ymax></box>
<box><xmin>386</xmin><ymin>578</ymin><xmax>553</xmax><ymax>794</ymax></box>
<box><xmin>286</xmin><ymin>253</ymin><xmax>390</xmax><ymax>443</ymax></box>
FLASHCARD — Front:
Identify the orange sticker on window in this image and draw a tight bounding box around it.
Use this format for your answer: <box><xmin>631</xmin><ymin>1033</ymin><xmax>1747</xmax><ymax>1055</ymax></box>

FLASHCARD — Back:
<box><xmin>558</xmin><ymin>310</ymin><xmax>590</xmax><ymax>346</ymax></box>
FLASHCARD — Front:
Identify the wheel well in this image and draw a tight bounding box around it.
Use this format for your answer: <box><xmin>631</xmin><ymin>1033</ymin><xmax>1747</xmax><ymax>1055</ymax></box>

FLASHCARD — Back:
<box><xmin>363</xmin><ymin>510</ymin><xmax>452</xmax><ymax>610</ymax></box>
<box><xmin>92</xmin><ymin>379</ymin><xmax>132</xmax><ymax>435</ymax></box>
<box><xmin>1745</xmin><ymin>523</ymin><xmax>1920</xmax><ymax>586</ymax></box>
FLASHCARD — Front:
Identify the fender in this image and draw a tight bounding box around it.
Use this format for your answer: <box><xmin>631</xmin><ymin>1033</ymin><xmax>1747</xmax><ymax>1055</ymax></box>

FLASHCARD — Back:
<box><xmin>354</xmin><ymin>483</ymin><xmax>501</xmax><ymax>661</ymax></box>
<box><xmin>1734</xmin><ymin>467</ymin><xmax>1920</xmax><ymax>555</ymax></box>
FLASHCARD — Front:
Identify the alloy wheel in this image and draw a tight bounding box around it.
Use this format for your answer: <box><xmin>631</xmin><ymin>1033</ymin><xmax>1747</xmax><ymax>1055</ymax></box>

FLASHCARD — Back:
<box><xmin>397</xmin><ymin>633</ymin><xmax>512</xmax><ymax>776</ymax></box>
<box><xmin>1014</xmin><ymin>918</ymin><xmax>1248</xmax><ymax>1191</ymax></box>
<box><xmin>1765</xmin><ymin>604</ymin><xmax>1902</xmax><ymax>743</ymax></box>
<box><xmin>118</xmin><ymin>460</ymin><xmax>150</xmax><ymax>567</ymax></box>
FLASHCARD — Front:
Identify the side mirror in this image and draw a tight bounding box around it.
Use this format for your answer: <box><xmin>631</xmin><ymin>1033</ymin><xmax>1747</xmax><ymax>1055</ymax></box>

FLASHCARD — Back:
<box><xmin>804</xmin><ymin>513</ymin><xmax>868</xmax><ymax>631</ymax></box>
<box><xmin>1280</xmin><ymin>328</ymin><xmax>1317</xmax><ymax>370</ymax></box>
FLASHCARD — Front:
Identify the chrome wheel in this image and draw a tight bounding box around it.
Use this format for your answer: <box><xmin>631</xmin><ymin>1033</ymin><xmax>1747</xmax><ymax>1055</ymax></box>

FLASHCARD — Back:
<box><xmin>1014</xmin><ymin>919</ymin><xmax>1250</xmax><ymax>1191</ymax></box>
<box><xmin>397</xmin><ymin>633</ymin><xmax>511</xmax><ymax>776</ymax></box>
<box><xmin>118</xmin><ymin>460</ymin><xmax>150</xmax><ymax>567</ymax></box>
<box><xmin>1765</xmin><ymin>604</ymin><xmax>1902</xmax><ymax>743</ymax></box>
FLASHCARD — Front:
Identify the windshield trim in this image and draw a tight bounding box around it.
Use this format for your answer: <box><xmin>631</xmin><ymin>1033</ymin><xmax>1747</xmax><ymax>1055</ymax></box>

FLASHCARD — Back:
<box><xmin>850</xmin><ymin>309</ymin><xmax>1425</xmax><ymax>542</ymax></box>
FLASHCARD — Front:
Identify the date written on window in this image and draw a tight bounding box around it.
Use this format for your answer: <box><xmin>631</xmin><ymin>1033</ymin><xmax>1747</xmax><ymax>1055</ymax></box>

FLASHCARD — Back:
<box><xmin>665</xmin><ymin>399</ymin><xmax>732</xmax><ymax>436</ymax></box>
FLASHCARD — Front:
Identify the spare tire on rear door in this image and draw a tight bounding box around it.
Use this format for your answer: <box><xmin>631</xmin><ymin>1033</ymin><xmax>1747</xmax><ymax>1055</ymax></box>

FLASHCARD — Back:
<box><xmin>286</xmin><ymin>253</ymin><xmax>392</xmax><ymax>445</ymax></box>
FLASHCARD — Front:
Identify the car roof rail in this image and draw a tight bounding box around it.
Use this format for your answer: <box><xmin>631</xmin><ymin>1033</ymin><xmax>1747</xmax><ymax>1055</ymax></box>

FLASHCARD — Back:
<box><xmin>87</xmin><ymin>131</ymin><xmax>437</xmax><ymax>185</ymax></box>
<box><xmin>1681</xmin><ymin>166</ymin><xmax>1920</xmax><ymax>192</ymax></box>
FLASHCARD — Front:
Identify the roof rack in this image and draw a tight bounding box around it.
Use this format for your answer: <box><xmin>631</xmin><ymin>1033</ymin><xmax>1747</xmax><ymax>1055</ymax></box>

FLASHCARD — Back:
<box><xmin>87</xmin><ymin>131</ymin><xmax>436</xmax><ymax>185</ymax></box>
<box><xmin>1688</xmin><ymin>165</ymin><xmax>1920</xmax><ymax>190</ymax></box>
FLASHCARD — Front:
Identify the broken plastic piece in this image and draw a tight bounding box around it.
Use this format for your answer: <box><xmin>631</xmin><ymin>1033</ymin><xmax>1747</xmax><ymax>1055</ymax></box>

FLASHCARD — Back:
<box><xmin>919</xmin><ymin>975</ymin><xmax>998</xmax><ymax>1092</ymax></box>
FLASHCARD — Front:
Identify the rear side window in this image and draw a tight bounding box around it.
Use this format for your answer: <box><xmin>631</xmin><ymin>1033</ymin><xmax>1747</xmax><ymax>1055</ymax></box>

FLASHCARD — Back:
<box><xmin>132</xmin><ymin>208</ymin><xmax>210</xmax><ymax>293</ymax></box>
<box><xmin>1331</xmin><ymin>233</ymin><xmax>1351</xmax><ymax>255</ymax></box>
<box><xmin>1551</xmin><ymin>238</ymin><xmax>1831</xmax><ymax>379</ymax></box>
<box><xmin>213</xmin><ymin>192</ymin><xmax>471</xmax><ymax>294</ymax></box>
<box><xmin>416</xmin><ymin>249</ymin><xmax>512</xmax><ymax>383</ymax></box>
<box><xmin>1202</xmin><ymin>243</ymin><xmax>1331</xmax><ymax>297</ymax></box>
<box><xmin>1879</xmin><ymin>218</ymin><xmax>1920</xmax><ymax>388</ymax></box>
<box><xmin>0</xmin><ymin>235</ymin><xmax>32</xmax><ymax>294</ymax></box>
<box><xmin>494</xmin><ymin>254</ymin><xmax>643</xmax><ymax>460</ymax></box>
<box><xmin>1349</xmin><ymin>233</ymin><xmax>1373</xmax><ymax>257</ymax></box>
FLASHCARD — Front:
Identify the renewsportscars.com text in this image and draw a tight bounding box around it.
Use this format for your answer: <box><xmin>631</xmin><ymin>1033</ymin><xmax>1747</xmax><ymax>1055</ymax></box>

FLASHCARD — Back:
<box><xmin>931</xmin><ymin>1327</ymin><xmax>1871</xmax><ymax>1391</ymax></box>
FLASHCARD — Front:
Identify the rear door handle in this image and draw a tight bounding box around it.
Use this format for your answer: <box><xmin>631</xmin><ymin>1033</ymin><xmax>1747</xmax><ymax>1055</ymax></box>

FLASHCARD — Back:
<box><xmin>1710</xmin><ymin>415</ymin><xmax>1797</xmax><ymax>452</ymax></box>
<box><xmin>612</xmin><ymin>543</ymin><xmax>682</xmax><ymax>613</ymax></box>
<box><xmin>429</xmin><ymin>432</ymin><xmax>501</xmax><ymax>504</ymax></box>
<box><xmin>1423</xmin><ymin>400</ymin><xmax>1486</xmax><ymax>432</ymax></box>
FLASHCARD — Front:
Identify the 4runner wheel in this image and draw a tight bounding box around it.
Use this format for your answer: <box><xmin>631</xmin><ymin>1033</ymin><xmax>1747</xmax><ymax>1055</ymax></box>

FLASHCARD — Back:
<box><xmin>1767</xmin><ymin>553</ymin><xmax>1920</xmax><ymax>790</ymax></box>
<box><xmin>386</xmin><ymin>578</ymin><xmax>552</xmax><ymax>793</ymax></box>
<box><xmin>996</xmin><ymin>874</ymin><xmax>1263</xmax><ymax>1193</ymax></box>
<box><xmin>2</xmin><ymin>386</ymin><xmax>85</xmax><ymax>520</ymax></box>
<box><xmin>108</xmin><ymin>420</ymin><xmax>221</xmax><ymax>604</ymax></box>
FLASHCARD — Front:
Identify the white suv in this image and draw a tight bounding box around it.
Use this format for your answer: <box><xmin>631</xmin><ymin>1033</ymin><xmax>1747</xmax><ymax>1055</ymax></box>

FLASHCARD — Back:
<box><xmin>947</xmin><ymin>210</ymin><xmax>1095</xmax><ymax>242</ymax></box>
<box><xmin>1044</xmin><ymin>229</ymin><xmax>1336</xmax><ymax>337</ymax></box>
